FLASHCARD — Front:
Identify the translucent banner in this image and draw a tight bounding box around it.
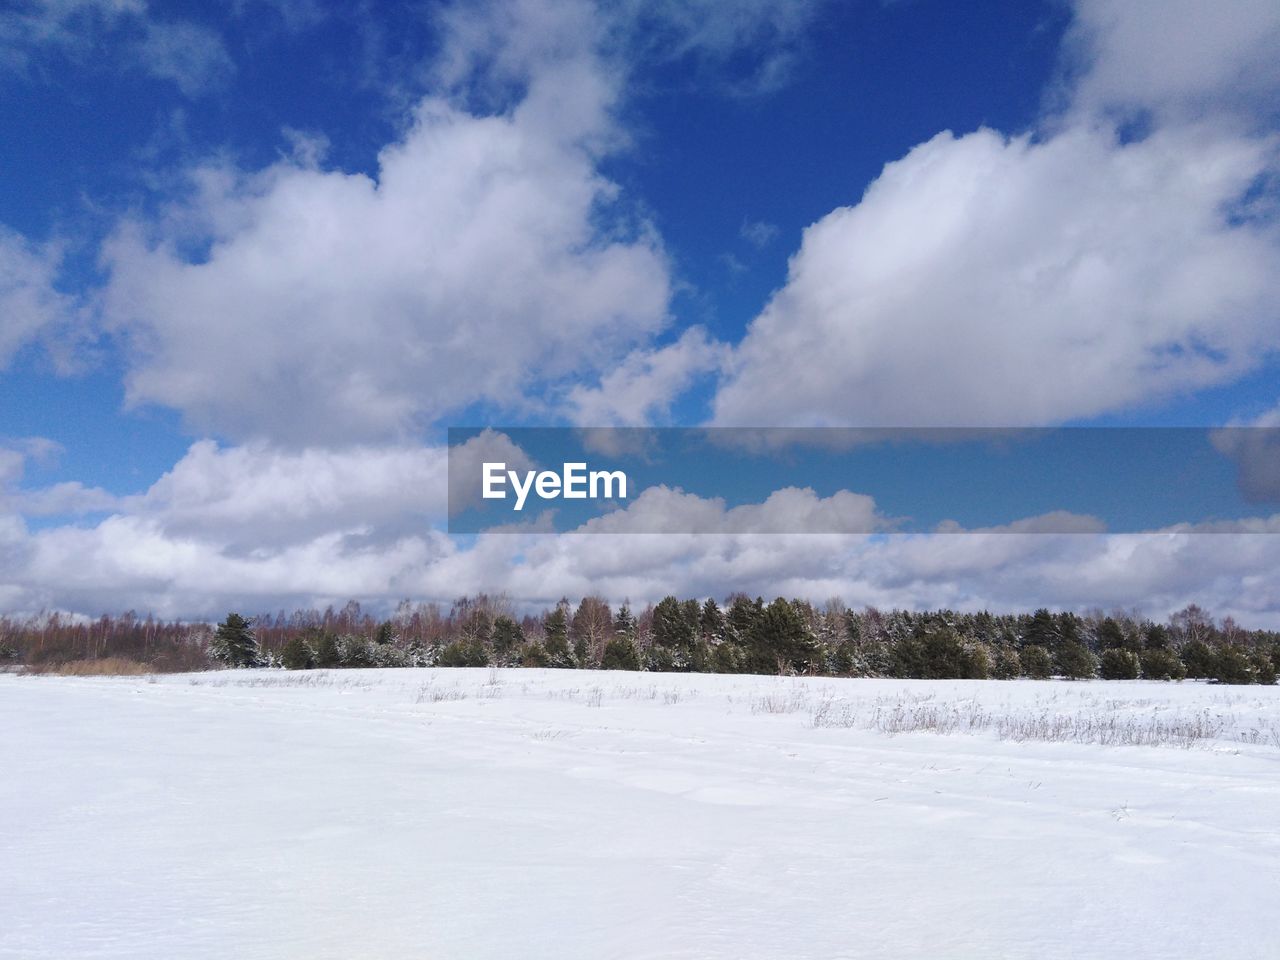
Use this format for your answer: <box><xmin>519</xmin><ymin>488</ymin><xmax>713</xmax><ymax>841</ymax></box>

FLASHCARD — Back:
<box><xmin>447</xmin><ymin>427</ymin><xmax>1280</xmax><ymax>534</ymax></box>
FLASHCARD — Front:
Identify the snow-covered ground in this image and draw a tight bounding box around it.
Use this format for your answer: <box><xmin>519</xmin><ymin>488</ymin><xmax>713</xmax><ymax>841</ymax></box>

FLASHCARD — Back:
<box><xmin>3</xmin><ymin>669</ymin><xmax>1278</xmax><ymax>960</ymax></box>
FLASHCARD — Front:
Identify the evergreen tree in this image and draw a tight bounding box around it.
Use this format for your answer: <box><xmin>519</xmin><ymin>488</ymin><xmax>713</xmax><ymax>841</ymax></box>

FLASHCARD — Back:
<box><xmin>1056</xmin><ymin>642</ymin><xmax>1097</xmax><ymax>680</ymax></box>
<box><xmin>1099</xmin><ymin>648</ymin><xmax>1140</xmax><ymax>680</ymax></box>
<box><xmin>1021</xmin><ymin>645</ymin><xmax>1053</xmax><ymax>680</ymax></box>
<box><xmin>210</xmin><ymin>613</ymin><xmax>260</xmax><ymax>668</ymax></box>
<box><xmin>699</xmin><ymin>598</ymin><xmax>725</xmax><ymax>644</ymax></box>
<box><xmin>614</xmin><ymin>603</ymin><xmax>637</xmax><ymax>640</ymax></box>
<box><xmin>542</xmin><ymin>605</ymin><xmax>574</xmax><ymax>667</ymax></box>
<box><xmin>313</xmin><ymin>631</ymin><xmax>341</xmax><ymax>668</ymax></box>
<box><xmin>492</xmin><ymin>615</ymin><xmax>525</xmax><ymax>661</ymax></box>
<box><xmin>1251</xmin><ymin>650</ymin><xmax>1277</xmax><ymax>685</ymax></box>
<box><xmin>1139</xmin><ymin>647</ymin><xmax>1186</xmax><ymax>681</ymax></box>
<box><xmin>725</xmin><ymin>595</ymin><xmax>762</xmax><ymax>644</ymax></box>
<box><xmin>1097</xmin><ymin>617</ymin><xmax>1127</xmax><ymax>650</ymax></box>
<box><xmin>601</xmin><ymin>636</ymin><xmax>641</xmax><ymax>671</ymax></box>
<box><xmin>1212</xmin><ymin>645</ymin><xmax>1254</xmax><ymax>684</ymax></box>
<box><xmin>746</xmin><ymin>598</ymin><xmax>816</xmax><ymax>675</ymax></box>
<box><xmin>652</xmin><ymin>596</ymin><xmax>697</xmax><ymax>649</ymax></box>
<box><xmin>281</xmin><ymin>636</ymin><xmax>314</xmax><ymax>670</ymax></box>
<box><xmin>1023</xmin><ymin>608</ymin><xmax>1058</xmax><ymax>649</ymax></box>
<box><xmin>1181</xmin><ymin>639</ymin><xmax>1217</xmax><ymax>679</ymax></box>
<box><xmin>991</xmin><ymin>644</ymin><xmax>1021</xmax><ymax>680</ymax></box>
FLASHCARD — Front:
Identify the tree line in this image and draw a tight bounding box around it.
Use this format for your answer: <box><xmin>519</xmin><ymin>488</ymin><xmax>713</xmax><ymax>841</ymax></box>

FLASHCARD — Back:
<box><xmin>5</xmin><ymin>598</ymin><xmax>1277</xmax><ymax>685</ymax></box>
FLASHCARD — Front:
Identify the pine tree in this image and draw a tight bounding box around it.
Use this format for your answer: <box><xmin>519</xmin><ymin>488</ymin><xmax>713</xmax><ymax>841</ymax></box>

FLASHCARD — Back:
<box><xmin>1099</xmin><ymin>648</ymin><xmax>1140</xmax><ymax>680</ymax></box>
<box><xmin>211</xmin><ymin>613</ymin><xmax>260</xmax><ymax>668</ymax></box>
<box><xmin>314</xmin><ymin>631</ymin><xmax>341</xmax><ymax>668</ymax></box>
<box><xmin>614</xmin><ymin>604</ymin><xmax>636</xmax><ymax>640</ymax></box>
<box><xmin>652</xmin><ymin>596</ymin><xmax>696</xmax><ymax>649</ymax></box>
<box><xmin>1056</xmin><ymin>642</ymin><xmax>1097</xmax><ymax>680</ymax></box>
<box><xmin>1021</xmin><ymin>645</ymin><xmax>1053</xmax><ymax>679</ymax></box>
<box><xmin>746</xmin><ymin>598</ymin><xmax>816</xmax><ymax>675</ymax></box>
<box><xmin>542</xmin><ymin>605</ymin><xmax>574</xmax><ymax>667</ymax></box>
<box><xmin>281</xmin><ymin>637</ymin><xmax>314</xmax><ymax>670</ymax></box>
<box><xmin>699</xmin><ymin>598</ymin><xmax>724</xmax><ymax>644</ymax></box>
<box><xmin>492</xmin><ymin>615</ymin><xmax>525</xmax><ymax>661</ymax></box>
<box><xmin>601</xmin><ymin>636</ymin><xmax>641</xmax><ymax>671</ymax></box>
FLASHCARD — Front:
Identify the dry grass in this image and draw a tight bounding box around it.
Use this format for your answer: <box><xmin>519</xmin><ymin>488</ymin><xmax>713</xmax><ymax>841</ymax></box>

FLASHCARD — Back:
<box><xmin>22</xmin><ymin>658</ymin><xmax>153</xmax><ymax>677</ymax></box>
<box><xmin>751</xmin><ymin>690</ymin><xmax>810</xmax><ymax>715</ymax></box>
<box><xmin>806</xmin><ymin>694</ymin><xmax>1256</xmax><ymax>749</ymax></box>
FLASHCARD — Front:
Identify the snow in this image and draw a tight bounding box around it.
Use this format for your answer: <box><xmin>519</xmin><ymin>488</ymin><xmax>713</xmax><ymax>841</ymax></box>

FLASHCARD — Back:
<box><xmin>3</xmin><ymin>669</ymin><xmax>1278</xmax><ymax>959</ymax></box>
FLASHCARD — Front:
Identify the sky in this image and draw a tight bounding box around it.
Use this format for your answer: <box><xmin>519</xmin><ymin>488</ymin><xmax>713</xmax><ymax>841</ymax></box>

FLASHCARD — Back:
<box><xmin>2</xmin><ymin>0</ymin><xmax>1280</xmax><ymax>623</ymax></box>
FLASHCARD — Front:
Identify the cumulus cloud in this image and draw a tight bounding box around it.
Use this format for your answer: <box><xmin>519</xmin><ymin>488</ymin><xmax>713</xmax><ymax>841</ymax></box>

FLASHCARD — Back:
<box><xmin>712</xmin><ymin>0</ymin><xmax>1280</xmax><ymax>428</ymax></box>
<box><xmin>714</xmin><ymin>123</ymin><xmax>1280</xmax><ymax>426</ymax></box>
<box><xmin>446</xmin><ymin>429</ymin><xmax>536</xmax><ymax>515</ymax></box>
<box><xmin>102</xmin><ymin>5</ymin><xmax>671</xmax><ymax>443</ymax></box>
<box><xmin>1064</xmin><ymin>0</ymin><xmax>1280</xmax><ymax>124</ymax></box>
<box><xmin>574</xmin><ymin>484</ymin><xmax>886</xmax><ymax>534</ymax></box>
<box><xmin>1</xmin><ymin>439</ymin><xmax>1277</xmax><ymax>625</ymax></box>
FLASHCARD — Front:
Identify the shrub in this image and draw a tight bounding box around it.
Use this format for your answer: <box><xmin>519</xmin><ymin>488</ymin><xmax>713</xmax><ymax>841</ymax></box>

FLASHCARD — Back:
<box><xmin>281</xmin><ymin>637</ymin><xmax>314</xmax><ymax>670</ymax></box>
<box><xmin>1099</xmin><ymin>648</ymin><xmax>1140</xmax><ymax>680</ymax></box>
<box><xmin>645</xmin><ymin>645</ymin><xmax>687</xmax><ymax>672</ymax></box>
<box><xmin>339</xmin><ymin>635</ymin><xmax>373</xmax><ymax>667</ymax></box>
<box><xmin>520</xmin><ymin>643</ymin><xmax>551</xmax><ymax>668</ymax></box>
<box><xmin>1139</xmin><ymin>647</ymin><xmax>1186</xmax><ymax>681</ymax></box>
<box><xmin>600</xmin><ymin>636</ymin><xmax>641</xmax><ymax>671</ymax></box>
<box><xmin>371</xmin><ymin>643</ymin><xmax>410</xmax><ymax>668</ymax></box>
<box><xmin>438</xmin><ymin>639</ymin><xmax>489</xmax><ymax>668</ymax></box>
<box><xmin>1021</xmin><ymin>645</ymin><xmax>1053</xmax><ymax>680</ymax></box>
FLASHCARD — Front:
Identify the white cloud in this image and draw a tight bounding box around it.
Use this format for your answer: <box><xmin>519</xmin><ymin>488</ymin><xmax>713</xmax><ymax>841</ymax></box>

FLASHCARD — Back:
<box><xmin>103</xmin><ymin>20</ymin><xmax>671</xmax><ymax>443</ymax></box>
<box><xmin>1064</xmin><ymin>0</ymin><xmax>1280</xmax><ymax>124</ymax></box>
<box><xmin>446</xmin><ymin>429</ymin><xmax>536</xmax><ymax>515</ymax></box>
<box><xmin>0</xmin><ymin>0</ymin><xmax>232</xmax><ymax>95</ymax></box>
<box><xmin>1</xmin><ymin>441</ymin><xmax>1278</xmax><ymax>626</ymax></box>
<box><xmin>712</xmin><ymin>0</ymin><xmax>1280</xmax><ymax>428</ymax></box>
<box><xmin>567</xmin><ymin>327</ymin><xmax>726</xmax><ymax>426</ymax></box>
<box><xmin>714</xmin><ymin>123</ymin><xmax>1280</xmax><ymax>426</ymax></box>
<box><xmin>138</xmin><ymin>20</ymin><xmax>234</xmax><ymax>97</ymax></box>
<box><xmin>0</xmin><ymin>228</ymin><xmax>79</xmax><ymax>370</ymax></box>
<box><xmin>575</xmin><ymin>484</ymin><xmax>885</xmax><ymax>534</ymax></box>
<box><xmin>739</xmin><ymin>219</ymin><xmax>778</xmax><ymax>248</ymax></box>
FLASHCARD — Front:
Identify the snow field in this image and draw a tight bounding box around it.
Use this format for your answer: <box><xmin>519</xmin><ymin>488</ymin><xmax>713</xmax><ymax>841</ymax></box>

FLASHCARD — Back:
<box><xmin>2</xmin><ymin>669</ymin><xmax>1278</xmax><ymax>959</ymax></box>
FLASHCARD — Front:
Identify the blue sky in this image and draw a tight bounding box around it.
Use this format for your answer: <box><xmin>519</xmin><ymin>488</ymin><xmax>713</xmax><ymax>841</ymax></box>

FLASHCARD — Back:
<box><xmin>2</xmin><ymin>0</ymin><xmax>1280</xmax><ymax>621</ymax></box>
